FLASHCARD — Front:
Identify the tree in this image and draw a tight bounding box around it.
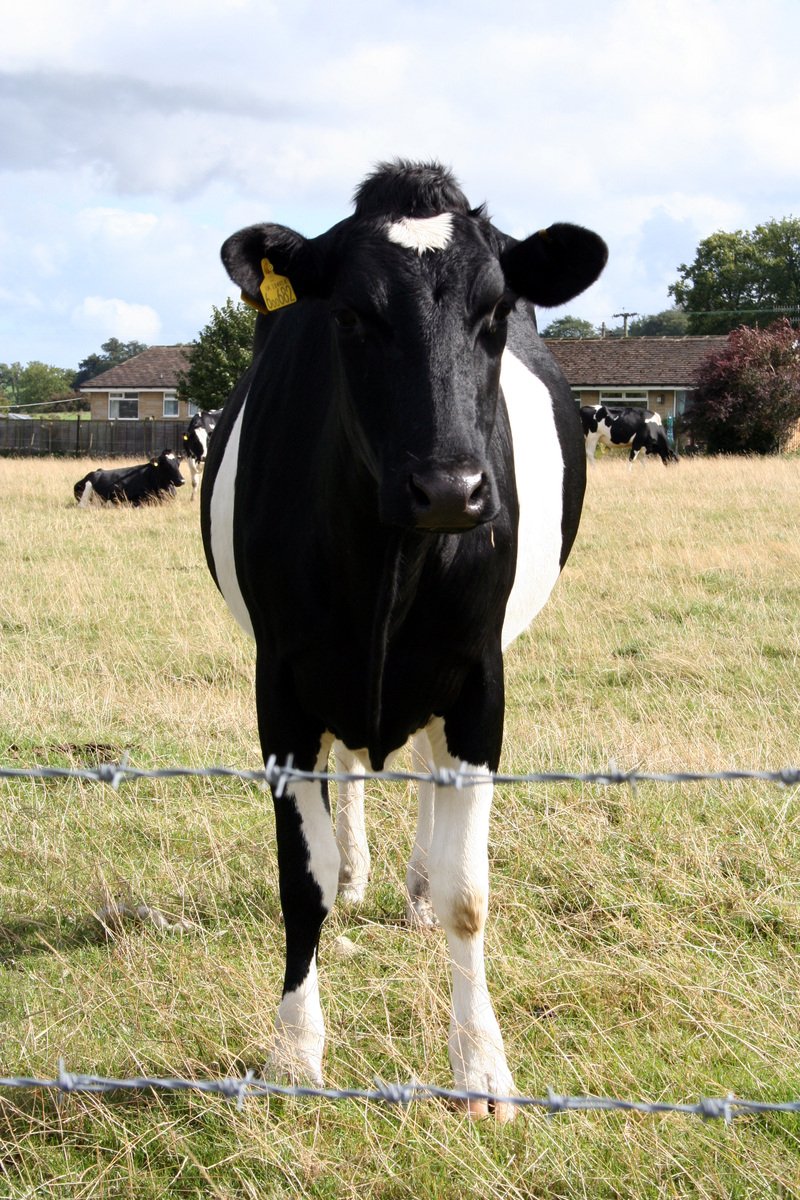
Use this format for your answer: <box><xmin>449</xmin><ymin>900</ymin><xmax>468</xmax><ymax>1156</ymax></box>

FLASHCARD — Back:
<box><xmin>684</xmin><ymin>319</ymin><xmax>800</xmax><ymax>453</ymax></box>
<box><xmin>73</xmin><ymin>338</ymin><xmax>149</xmax><ymax>388</ymax></box>
<box><xmin>540</xmin><ymin>315</ymin><xmax>598</xmax><ymax>339</ymax></box>
<box><xmin>669</xmin><ymin>218</ymin><xmax>800</xmax><ymax>334</ymax></box>
<box><xmin>18</xmin><ymin>362</ymin><xmax>74</xmax><ymax>410</ymax></box>
<box><xmin>0</xmin><ymin>363</ymin><xmax>23</xmax><ymax>408</ymax></box>
<box><xmin>1</xmin><ymin>361</ymin><xmax>75</xmax><ymax>412</ymax></box>
<box><xmin>177</xmin><ymin>299</ymin><xmax>256</xmax><ymax>411</ymax></box>
<box><xmin>628</xmin><ymin>309</ymin><xmax>689</xmax><ymax>337</ymax></box>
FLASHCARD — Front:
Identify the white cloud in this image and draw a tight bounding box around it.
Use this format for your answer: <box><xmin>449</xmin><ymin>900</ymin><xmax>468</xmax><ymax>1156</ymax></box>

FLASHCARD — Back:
<box><xmin>72</xmin><ymin>296</ymin><xmax>162</xmax><ymax>342</ymax></box>
<box><xmin>76</xmin><ymin>208</ymin><xmax>159</xmax><ymax>240</ymax></box>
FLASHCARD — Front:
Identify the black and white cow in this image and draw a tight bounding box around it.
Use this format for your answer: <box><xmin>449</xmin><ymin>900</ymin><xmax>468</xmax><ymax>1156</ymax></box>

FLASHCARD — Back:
<box><xmin>580</xmin><ymin>404</ymin><xmax>678</xmax><ymax>465</ymax></box>
<box><xmin>74</xmin><ymin>449</ymin><xmax>185</xmax><ymax>506</ymax></box>
<box><xmin>200</xmin><ymin>161</ymin><xmax>606</xmax><ymax>1119</ymax></box>
<box><xmin>183</xmin><ymin>409</ymin><xmax>222</xmax><ymax>500</ymax></box>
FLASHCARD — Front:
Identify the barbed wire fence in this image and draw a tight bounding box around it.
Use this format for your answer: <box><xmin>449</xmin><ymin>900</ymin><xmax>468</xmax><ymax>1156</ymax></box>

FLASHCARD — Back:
<box><xmin>2</xmin><ymin>757</ymin><xmax>799</xmax><ymax>1122</ymax></box>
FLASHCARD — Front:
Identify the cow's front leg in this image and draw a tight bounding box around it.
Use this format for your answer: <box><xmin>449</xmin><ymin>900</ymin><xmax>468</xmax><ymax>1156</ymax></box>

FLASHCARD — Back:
<box><xmin>425</xmin><ymin>718</ymin><xmax>515</xmax><ymax>1122</ymax></box>
<box><xmin>270</xmin><ymin>731</ymin><xmax>339</xmax><ymax>1085</ymax></box>
<box><xmin>333</xmin><ymin>742</ymin><xmax>370</xmax><ymax>904</ymax></box>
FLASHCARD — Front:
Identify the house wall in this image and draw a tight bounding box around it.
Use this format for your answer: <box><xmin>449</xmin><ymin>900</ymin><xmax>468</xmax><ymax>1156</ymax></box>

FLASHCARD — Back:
<box><xmin>86</xmin><ymin>392</ymin><xmax>193</xmax><ymax>421</ymax></box>
<box><xmin>572</xmin><ymin>389</ymin><xmax>678</xmax><ymax>419</ymax></box>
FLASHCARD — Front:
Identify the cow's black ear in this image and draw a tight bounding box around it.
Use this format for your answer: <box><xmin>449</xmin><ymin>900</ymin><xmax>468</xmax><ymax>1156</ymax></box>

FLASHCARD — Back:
<box><xmin>221</xmin><ymin>223</ymin><xmax>332</xmax><ymax>307</ymax></box>
<box><xmin>501</xmin><ymin>223</ymin><xmax>608</xmax><ymax>308</ymax></box>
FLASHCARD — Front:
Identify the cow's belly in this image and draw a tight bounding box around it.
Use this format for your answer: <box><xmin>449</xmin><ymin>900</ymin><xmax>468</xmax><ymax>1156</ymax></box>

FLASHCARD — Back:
<box><xmin>207</xmin><ymin>393</ymin><xmax>256</xmax><ymax>639</ymax></box>
<box><xmin>499</xmin><ymin>350</ymin><xmax>564</xmax><ymax>649</ymax></box>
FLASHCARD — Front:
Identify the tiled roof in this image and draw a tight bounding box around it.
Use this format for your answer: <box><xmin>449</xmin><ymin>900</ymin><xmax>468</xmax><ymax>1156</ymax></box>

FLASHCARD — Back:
<box><xmin>546</xmin><ymin>336</ymin><xmax>728</xmax><ymax>388</ymax></box>
<box><xmin>80</xmin><ymin>345</ymin><xmax>191</xmax><ymax>390</ymax></box>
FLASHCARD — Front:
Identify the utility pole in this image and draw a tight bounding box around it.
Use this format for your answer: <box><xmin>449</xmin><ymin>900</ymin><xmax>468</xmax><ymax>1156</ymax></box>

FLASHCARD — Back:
<box><xmin>613</xmin><ymin>311</ymin><xmax>639</xmax><ymax>337</ymax></box>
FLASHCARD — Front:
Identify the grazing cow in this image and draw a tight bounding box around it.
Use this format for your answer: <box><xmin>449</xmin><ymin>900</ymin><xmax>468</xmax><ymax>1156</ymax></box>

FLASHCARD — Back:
<box><xmin>580</xmin><ymin>404</ymin><xmax>678</xmax><ymax>465</ymax></box>
<box><xmin>183</xmin><ymin>409</ymin><xmax>222</xmax><ymax>500</ymax></box>
<box><xmin>200</xmin><ymin>161</ymin><xmax>607</xmax><ymax>1119</ymax></box>
<box><xmin>74</xmin><ymin>449</ymin><xmax>185</xmax><ymax>506</ymax></box>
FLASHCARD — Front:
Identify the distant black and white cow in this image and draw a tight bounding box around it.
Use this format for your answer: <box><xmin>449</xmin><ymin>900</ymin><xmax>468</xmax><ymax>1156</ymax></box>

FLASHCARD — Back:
<box><xmin>580</xmin><ymin>404</ymin><xmax>678</xmax><ymax>465</ymax></box>
<box><xmin>74</xmin><ymin>449</ymin><xmax>185</xmax><ymax>506</ymax></box>
<box><xmin>183</xmin><ymin>409</ymin><xmax>222</xmax><ymax>500</ymax></box>
<box><xmin>200</xmin><ymin>161</ymin><xmax>606</xmax><ymax>1119</ymax></box>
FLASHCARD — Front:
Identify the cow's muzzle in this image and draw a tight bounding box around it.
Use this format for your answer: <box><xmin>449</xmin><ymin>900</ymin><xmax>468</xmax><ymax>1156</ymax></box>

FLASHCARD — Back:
<box><xmin>406</xmin><ymin>461</ymin><xmax>498</xmax><ymax>531</ymax></box>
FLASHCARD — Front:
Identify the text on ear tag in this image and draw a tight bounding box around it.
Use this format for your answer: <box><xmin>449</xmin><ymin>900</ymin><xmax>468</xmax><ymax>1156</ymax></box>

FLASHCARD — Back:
<box><xmin>259</xmin><ymin>258</ymin><xmax>297</xmax><ymax>311</ymax></box>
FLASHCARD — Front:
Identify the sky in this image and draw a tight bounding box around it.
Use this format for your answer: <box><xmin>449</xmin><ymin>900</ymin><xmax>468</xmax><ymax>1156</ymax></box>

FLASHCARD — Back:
<box><xmin>2</xmin><ymin>0</ymin><xmax>799</xmax><ymax>371</ymax></box>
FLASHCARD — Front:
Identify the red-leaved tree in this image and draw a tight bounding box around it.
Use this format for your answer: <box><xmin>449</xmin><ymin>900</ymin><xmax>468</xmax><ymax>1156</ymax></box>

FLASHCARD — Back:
<box><xmin>686</xmin><ymin>319</ymin><xmax>800</xmax><ymax>453</ymax></box>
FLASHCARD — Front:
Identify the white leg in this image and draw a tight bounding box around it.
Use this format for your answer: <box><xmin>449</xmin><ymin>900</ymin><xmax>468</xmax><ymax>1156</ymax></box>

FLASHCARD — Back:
<box><xmin>271</xmin><ymin>735</ymin><xmax>339</xmax><ymax>1085</ymax></box>
<box><xmin>189</xmin><ymin>459</ymin><xmax>201</xmax><ymax>500</ymax></box>
<box><xmin>334</xmin><ymin>741</ymin><xmax>370</xmax><ymax>904</ymax></box>
<box><xmin>425</xmin><ymin>719</ymin><xmax>515</xmax><ymax>1121</ymax></box>
<box><xmin>406</xmin><ymin>731</ymin><xmax>437</xmax><ymax>928</ymax></box>
<box><xmin>78</xmin><ymin>480</ymin><xmax>93</xmax><ymax>507</ymax></box>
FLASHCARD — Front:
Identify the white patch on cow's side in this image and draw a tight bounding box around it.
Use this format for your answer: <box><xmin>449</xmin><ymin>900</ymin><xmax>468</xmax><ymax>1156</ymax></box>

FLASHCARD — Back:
<box><xmin>208</xmin><ymin>398</ymin><xmax>255</xmax><ymax>638</ymax></box>
<box><xmin>78</xmin><ymin>480</ymin><xmax>93</xmax><ymax>507</ymax></box>
<box><xmin>500</xmin><ymin>350</ymin><xmax>565</xmax><ymax>648</ymax></box>
<box><xmin>386</xmin><ymin>213</ymin><xmax>454</xmax><ymax>255</ymax></box>
<box><xmin>645</xmin><ymin>413</ymin><xmax>662</xmax><ymax>428</ymax></box>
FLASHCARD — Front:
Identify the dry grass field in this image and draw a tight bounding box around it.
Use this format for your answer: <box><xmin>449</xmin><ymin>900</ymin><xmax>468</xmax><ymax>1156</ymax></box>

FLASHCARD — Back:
<box><xmin>0</xmin><ymin>453</ymin><xmax>798</xmax><ymax>1198</ymax></box>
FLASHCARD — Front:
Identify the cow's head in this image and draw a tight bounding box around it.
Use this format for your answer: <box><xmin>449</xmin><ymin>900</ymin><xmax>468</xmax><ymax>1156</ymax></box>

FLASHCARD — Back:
<box><xmin>221</xmin><ymin>164</ymin><xmax>607</xmax><ymax>532</ymax></box>
<box><xmin>155</xmin><ymin>449</ymin><xmax>185</xmax><ymax>488</ymax></box>
<box><xmin>580</xmin><ymin>405</ymin><xmax>602</xmax><ymax>434</ymax></box>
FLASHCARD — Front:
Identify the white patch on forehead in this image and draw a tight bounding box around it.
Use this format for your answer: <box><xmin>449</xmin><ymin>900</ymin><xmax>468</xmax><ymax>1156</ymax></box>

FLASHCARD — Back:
<box><xmin>386</xmin><ymin>213</ymin><xmax>454</xmax><ymax>254</ymax></box>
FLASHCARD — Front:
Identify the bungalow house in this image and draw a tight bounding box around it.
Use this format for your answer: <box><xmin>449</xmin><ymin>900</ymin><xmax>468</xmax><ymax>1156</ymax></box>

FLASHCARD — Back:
<box><xmin>545</xmin><ymin>336</ymin><xmax>728</xmax><ymax>434</ymax></box>
<box><xmin>79</xmin><ymin>345</ymin><xmax>193</xmax><ymax>421</ymax></box>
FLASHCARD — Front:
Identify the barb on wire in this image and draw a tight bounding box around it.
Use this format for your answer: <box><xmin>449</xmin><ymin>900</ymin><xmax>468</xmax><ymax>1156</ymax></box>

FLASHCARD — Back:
<box><xmin>0</xmin><ymin>1066</ymin><xmax>798</xmax><ymax>1121</ymax></box>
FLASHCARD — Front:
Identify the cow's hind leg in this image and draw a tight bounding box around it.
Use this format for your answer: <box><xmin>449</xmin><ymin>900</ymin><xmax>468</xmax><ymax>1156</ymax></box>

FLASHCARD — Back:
<box><xmin>333</xmin><ymin>742</ymin><xmax>370</xmax><ymax>904</ymax></box>
<box><xmin>405</xmin><ymin>730</ymin><xmax>437</xmax><ymax>928</ymax></box>
<box><xmin>265</xmin><ymin>709</ymin><xmax>339</xmax><ymax>1085</ymax></box>
<box><xmin>189</xmin><ymin>458</ymin><xmax>201</xmax><ymax>500</ymax></box>
<box><xmin>425</xmin><ymin>716</ymin><xmax>515</xmax><ymax>1122</ymax></box>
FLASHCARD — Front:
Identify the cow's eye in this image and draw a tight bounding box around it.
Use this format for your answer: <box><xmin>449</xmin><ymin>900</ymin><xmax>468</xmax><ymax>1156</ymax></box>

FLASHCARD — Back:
<box><xmin>482</xmin><ymin>298</ymin><xmax>513</xmax><ymax>338</ymax></box>
<box><xmin>332</xmin><ymin>307</ymin><xmax>361</xmax><ymax>333</ymax></box>
<box><xmin>489</xmin><ymin>300</ymin><xmax>512</xmax><ymax>329</ymax></box>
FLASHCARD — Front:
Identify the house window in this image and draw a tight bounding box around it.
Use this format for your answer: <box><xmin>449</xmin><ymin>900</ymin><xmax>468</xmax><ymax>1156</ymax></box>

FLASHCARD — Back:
<box><xmin>187</xmin><ymin>401</ymin><xmax>200</xmax><ymax>417</ymax></box>
<box><xmin>163</xmin><ymin>392</ymin><xmax>179</xmax><ymax>418</ymax></box>
<box><xmin>600</xmin><ymin>391</ymin><xmax>648</xmax><ymax>407</ymax></box>
<box><xmin>109</xmin><ymin>392</ymin><xmax>139</xmax><ymax>419</ymax></box>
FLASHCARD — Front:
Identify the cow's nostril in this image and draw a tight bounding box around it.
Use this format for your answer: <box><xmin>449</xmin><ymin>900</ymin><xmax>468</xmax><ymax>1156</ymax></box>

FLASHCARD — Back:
<box><xmin>466</xmin><ymin>473</ymin><xmax>488</xmax><ymax>508</ymax></box>
<box><xmin>409</xmin><ymin>475</ymin><xmax>432</xmax><ymax>509</ymax></box>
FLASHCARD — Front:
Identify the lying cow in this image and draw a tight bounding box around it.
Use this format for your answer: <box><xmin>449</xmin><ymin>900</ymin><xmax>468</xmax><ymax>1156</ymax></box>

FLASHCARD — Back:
<box><xmin>580</xmin><ymin>404</ymin><xmax>678</xmax><ymax>465</ymax></box>
<box><xmin>183</xmin><ymin>409</ymin><xmax>222</xmax><ymax>500</ymax></box>
<box><xmin>201</xmin><ymin>159</ymin><xmax>607</xmax><ymax>1118</ymax></box>
<box><xmin>74</xmin><ymin>449</ymin><xmax>185</xmax><ymax>506</ymax></box>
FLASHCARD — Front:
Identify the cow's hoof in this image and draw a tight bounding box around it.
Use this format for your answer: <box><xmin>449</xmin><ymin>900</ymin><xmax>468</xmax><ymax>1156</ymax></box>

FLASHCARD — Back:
<box><xmin>267</xmin><ymin>1039</ymin><xmax>324</xmax><ymax>1089</ymax></box>
<box><xmin>337</xmin><ymin>874</ymin><xmax>369</xmax><ymax>906</ymax></box>
<box><xmin>405</xmin><ymin>893</ymin><xmax>438</xmax><ymax>929</ymax></box>
<box><xmin>449</xmin><ymin>1025</ymin><xmax>516</xmax><ymax>1123</ymax></box>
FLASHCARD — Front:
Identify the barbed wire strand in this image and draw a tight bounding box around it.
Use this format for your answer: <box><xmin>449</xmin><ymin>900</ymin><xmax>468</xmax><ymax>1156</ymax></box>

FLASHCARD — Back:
<box><xmin>0</xmin><ymin>1064</ymin><xmax>798</xmax><ymax>1122</ymax></box>
<box><xmin>1</xmin><ymin>761</ymin><xmax>799</xmax><ymax>792</ymax></box>
<box><xmin>2</xmin><ymin>759</ymin><xmax>798</xmax><ymax>1122</ymax></box>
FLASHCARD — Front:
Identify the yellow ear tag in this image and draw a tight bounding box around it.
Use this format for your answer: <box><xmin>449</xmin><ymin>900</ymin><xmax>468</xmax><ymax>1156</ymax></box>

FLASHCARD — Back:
<box><xmin>259</xmin><ymin>257</ymin><xmax>297</xmax><ymax>311</ymax></box>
